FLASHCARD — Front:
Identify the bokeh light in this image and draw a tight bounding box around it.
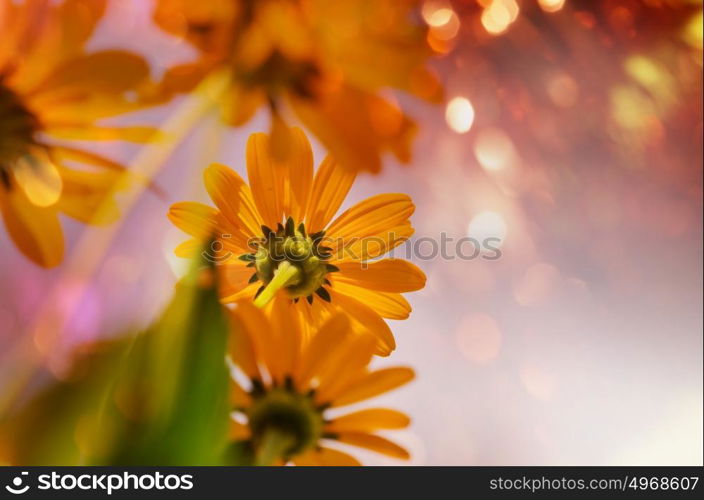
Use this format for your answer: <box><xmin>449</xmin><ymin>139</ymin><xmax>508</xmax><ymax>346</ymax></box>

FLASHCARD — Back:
<box><xmin>538</xmin><ymin>0</ymin><xmax>566</xmax><ymax>13</ymax></box>
<box><xmin>467</xmin><ymin>211</ymin><xmax>508</xmax><ymax>248</ymax></box>
<box><xmin>481</xmin><ymin>0</ymin><xmax>519</xmax><ymax>35</ymax></box>
<box><xmin>456</xmin><ymin>313</ymin><xmax>502</xmax><ymax>364</ymax></box>
<box><xmin>473</xmin><ymin>128</ymin><xmax>516</xmax><ymax>172</ymax></box>
<box><xmin>445</xmin><ymin>97</ymin><xmax>475</xmax><ymax>133</ymax></box>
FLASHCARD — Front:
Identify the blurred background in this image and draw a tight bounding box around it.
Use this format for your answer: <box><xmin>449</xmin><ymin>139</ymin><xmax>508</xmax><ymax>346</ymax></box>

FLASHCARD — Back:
<box><xmin>1</xmin><ymin>0</ymin><xmax>702</xmax><ymax>465</ymax></box>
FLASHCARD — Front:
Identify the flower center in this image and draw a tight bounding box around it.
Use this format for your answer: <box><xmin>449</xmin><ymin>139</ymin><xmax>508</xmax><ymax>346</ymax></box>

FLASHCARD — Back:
<box><xmin>241</xmin><ymin>217</ymin><xmax>338</xmax><ymax>307</ymax></box>
<box><xmin>245</xmin><ymin>380</ymin><xmax>324</xmax><ymax>461</ymax></box>
<box><xmin>238</xmin><ymin>51</ymin><xmax>321</xmax><ymax>99</ymax></box>
<box><xmin>0</xmin><ymin>81</ymin><xmax>41</xmax><ymax>188</ymax></box>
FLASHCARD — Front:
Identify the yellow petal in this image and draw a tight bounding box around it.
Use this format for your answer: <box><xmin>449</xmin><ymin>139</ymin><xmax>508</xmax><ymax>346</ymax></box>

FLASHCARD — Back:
<box><xmin>222</xmin><ymin>84</ymin><xmax>266</xmax><ymax>126</ymax></box>
<box><xmin>246</xmin><ymin>133</ymin><xmax>283</xmax><ymax>228</ymax></box>
<box><xmin>304</xmin><ymin>155</ymin><xmax>355</xmax><ymax>233</ymax></box>
<box><xmin>334</xmin><ymin>259</ymin><xmax>426</xmax><ymax>293</ymax></box>
<box><xmin>203</xmin><ymin>162</ymin><xmax>262</xmax><ymax>239</ymax></box>
<box><xmin>331</xmin><ymin>292</ymin><xmax>396</xmax><ymax>356</ymax></box>
<box><xmin>168</xmin><ymin>201</ymin><xmax>219</xmax><ymax>239</ymax></box>
<box><xmin>332</xmin><ymin>282</ymin><xmax>411</xmax><ymax>320</ymax></box>
<box><xmin>54</xmin><ymin>165</ymin><xmax>119</xmax><ymax>225</ymax></box>
<box><xmin>326</xmin><ymin>409</ymin><xmax>410</xmax><ymax>434</ymax></box>
<box><xmin>46</xmin><ymin>126</ymin><xmax>159</xmax><ymax>143</ymax></box>
<box><xmin>174</xmin><ymin>239</ymin><xmax>201</xmax><ymax>258</ymax></box>
<box><xmin>50</xmin><ymin>146</ymin><xmax>164</xmax><ymax>197</ymax></box>
<box><xmin>6</xmin><ymin>0</ymin><xmax>108</xmax><ymax>93</ymax></box>
<box><xmin>11</xmin><ymin>151</ymin><xmax>63</xmax><ymax>208</ymax></box>
<box><xmin>332</xmin><ymin>367</ymin><xmax>414</xmax><ymax>407</ymax></box>
<box><xmin>0</xmin><ymin>185</ymin><xmax>64</xmax><ymax>267</ymax></box>
<box><xmin>31</xmin><ymin>50</ymin><xmax>149</xmax><ymax>98</ymax></box>
<box><xmin>335</xmin><ymin>432</ymin><xmax>409</xmax><ymax>460</ymax></box>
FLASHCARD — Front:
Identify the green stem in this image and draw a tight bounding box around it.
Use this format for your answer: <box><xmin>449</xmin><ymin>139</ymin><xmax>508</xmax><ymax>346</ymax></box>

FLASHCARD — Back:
<box><xmin>253</xmin><ymin>261</ymin><xmax>300</xmax><ymax>308</ymax></box>
<box><xmin>254</xmin><ymin>428</ymin><xmax>294</xmax><ymax>466</ymax></box>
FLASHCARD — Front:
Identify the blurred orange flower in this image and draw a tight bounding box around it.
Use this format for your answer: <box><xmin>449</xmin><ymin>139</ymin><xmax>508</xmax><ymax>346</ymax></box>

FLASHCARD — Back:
<box><xmin>169</xmin><ymin>128</ymin><xmax>426</xmax><ymax>356</ymax></box>
<box><xmin>0</xmin><ymin>0</ymin><xmax>158</xmax><ymax>267</ymax></box>
<box><xmin>228</xmin><ymin>301</ymin><xmax>414</xmax><ymax>465</ymax></box>
<box><xmin>153</xmin><ymin>0</ymin><xmax>443</xmax><ymax>173</ymax></box>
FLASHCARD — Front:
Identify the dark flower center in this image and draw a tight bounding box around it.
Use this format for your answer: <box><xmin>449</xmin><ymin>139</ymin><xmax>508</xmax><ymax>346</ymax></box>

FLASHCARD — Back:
<box><xmin>240</xmin><ymin>216</ymin><xmax>338</xmax><ymax>305</ymax></box>
<box><xmin>0</xmin><ymin>81</ymin><xmax>41</xmax><ymax>189</ymax></box>
<box><xmin>244</xmin><ymin>379</ymin><xmax>325</xmax><ymax>459</ymax></box>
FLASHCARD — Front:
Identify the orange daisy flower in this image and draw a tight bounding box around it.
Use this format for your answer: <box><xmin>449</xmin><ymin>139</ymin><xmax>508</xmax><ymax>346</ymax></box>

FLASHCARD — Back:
<box><xmin>169</xmin><ymin>128</ymin><xmax>426</xmax><ymax>355</ymax></box>
<box><xmin>0</xmin><ymin>0</ymin><xmax>157</xmax><ymax>267</ymax></box>
<box><xmin>153</xmin><ymin>0</ymin><xmax>443</xmax><ymax>173</ymax></box>
<box><xmin>228</xmin><ymin>300</ymin><xmax>414</xmax><ymax>465</ymax></box>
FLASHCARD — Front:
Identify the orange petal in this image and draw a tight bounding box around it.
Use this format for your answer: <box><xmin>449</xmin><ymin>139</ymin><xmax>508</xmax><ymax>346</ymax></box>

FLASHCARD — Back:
<box><xmin>222</xmin><ymin>84</ymin><xmax>266</xmax><ymax>126</ymax></box>
<box><xmin>332</xmin><ymin>222</ymin><xmax>414</xmax><ymax>262</ymax></box>
<box><xmin>294</xmin><ymin>313</ymin><xmax>351</xmax><ymax>388</ymax></box>
<box><xmin>55</xmin><ymin>165</ymin><xmax>119</xmax><ymax>225</ymax></box>
<box><xmin>326</xmin><ymin>409</ymin><xmax>410</xmax><ymax>433</ymax></box>
<box><xmin>332</xmin><ymin>282</ymin><xmax>411</xmax><ymax>320</ymax></box>
<box><xmin>279</xmin><ymin>127</ymin><xmax>313</xmax><ymax>223</ymax></box>
<box><xmin>334</xmin><ymin>259</ymin><xmax>426</xmax><ymax>293</ymax></box>
<box><xmin>332</xmin><ymin>367</ymin><xmax>414</xmax><ymax>407</ymax></box>
<box><xmin>245</xmin><ymin>133</ymin><xmax>283</xmax><ymax>228</ymax></box>
<box><xmin>218</xmin><ymin>262</ymin><xmax>256</xmax><ymax>296</ymax></box>
<box><xmin>230</xmin><ymin>380</ymin><xmax>251</xmax><ymax>408</ymax></box>
<box><xmin>290</xmin><ymin>85</ymin><xmax>417</xmax><ymax>174</ymax></box>
<box><xmin>45</xmin><ymin>126</ymin><xmax>159</xmax><ymax>143</ymax></box>
<box><xmin>230</xmin><ymin>301</ymin><xmax>276</xmax><ymax>376</ymax></box>
<box><xmin>229</xmin><ymin>419</ymin><xmax>251</xmax><ymax>441</ymax></box>
<box><xmin>293</xmin><ymin>447</ymin><xmax>361</xmax><ymax>466</ymax></box>
<box><xmin>231</xmin><ymin>301</ymin><xmax>280</xmax><ymax>379</ymax></box>
<box><xmin>314</xmin><ymin>334</ymin><xmax>376</xmax><ymax>404</ymax></box>
<box><xmin>220</xmin><ymin>282</ymin><xmax>260</xmax><ymax>304</ymax></box>
<box><xmin>30</xmin><ymin>50</ymin><xmax>149</xmax><ymax>98</ymax></box>
<box><xmin>326</xmin><ymin>193</ymin><xmax>414</xmax><ymax>242</ymax></box>
<box><xmin>268</xmin><ymin>296</ymin><xmax>302</xmax><ymax>383</ymax></box>
<box><xmin>168</xmin><ymin>201</ymin><xmax>219</xmax><ymax>239</ymax></box>
<box><xmin>0</xmin><ymin>185</ymin><xmax>64</xmax><ymax>267</ymax></box>
<box><xmin>203</xmin><ymin>163</ymin><xmax>263</xmax><ymax>239</ymax></box>
<box><xmin>229</xmin><ymin>301</ymin><xmax>267</xmax><ymax>378</ymax></box>
<box><xmin>335</xmin><ymin>432</ymin><xmax>409</xmax><ymax>460</ymax></box>
<box><xmin>304</xmin><ymin>155</ymin><xmax>355</xmax><ymax>233</ymax></box>
<box><xmin>331</xmin><ymin>292</ymin><xmax>396</xmax><ymax>356</ymax></box>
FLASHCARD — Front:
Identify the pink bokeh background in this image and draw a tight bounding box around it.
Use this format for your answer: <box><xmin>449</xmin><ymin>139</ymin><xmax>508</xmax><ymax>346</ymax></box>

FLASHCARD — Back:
<box><xmin>1</xmin><ymin>0</ymin><xmax>701</xmax><ymax>465</ymax></box>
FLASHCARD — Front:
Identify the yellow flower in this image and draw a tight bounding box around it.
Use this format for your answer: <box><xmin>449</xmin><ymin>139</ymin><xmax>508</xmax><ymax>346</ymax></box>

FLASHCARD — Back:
<box><xmin>169</xmin><ymin>128</ymin><xmax>426</xmax><ymax>355</ymax></box>
<box><xmin>228</xmin><ymin>300</ymin><xmax>414</xmax><ymax>465</ymax></box>
<box><xmin>153</xmin><ymin>0</ymin><xmax>443</xmax><ymax>173</ymax></box>
<box><xmin>0</xmin><ymin>0</ymin><xmax>157</xmax><ymax>267</ymax></box>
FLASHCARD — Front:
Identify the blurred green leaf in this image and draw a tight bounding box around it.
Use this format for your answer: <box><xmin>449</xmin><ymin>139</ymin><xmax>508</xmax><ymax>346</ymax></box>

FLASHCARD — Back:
<box><xmin>0</xmin><ymin>251</ymin><xmax>236</xmax><ymax>465</ymax></box>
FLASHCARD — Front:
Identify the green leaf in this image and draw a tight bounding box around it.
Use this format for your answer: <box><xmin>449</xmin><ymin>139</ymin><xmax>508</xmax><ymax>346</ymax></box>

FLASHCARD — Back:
<box><xmin>0</xmin><ymin>247</ymin><xmax>232</xmax><ymax>465</ymax></box>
